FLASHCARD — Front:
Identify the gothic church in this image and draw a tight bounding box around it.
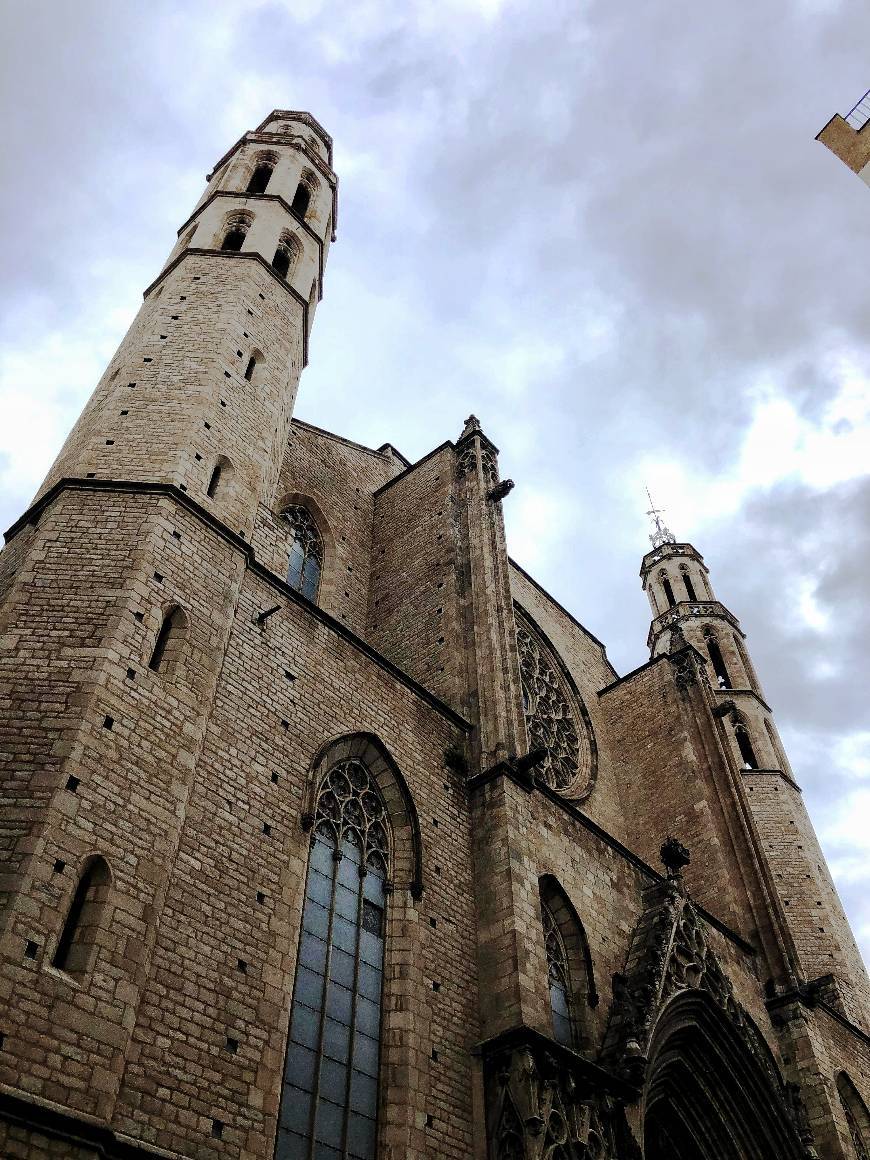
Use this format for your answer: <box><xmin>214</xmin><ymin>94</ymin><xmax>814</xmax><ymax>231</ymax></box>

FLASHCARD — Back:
<box><xmin>1</xmin><ymin>110</ymin><xmax>868</xmax><ymax>1160</ymax></box>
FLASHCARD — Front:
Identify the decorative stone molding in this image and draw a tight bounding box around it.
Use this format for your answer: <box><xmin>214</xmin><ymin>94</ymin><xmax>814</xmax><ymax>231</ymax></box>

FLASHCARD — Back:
<box><xmin>483</xmin><ymin>1028</ymin><xmax>640</xmax><ymax>1160</ymax></box>
<box><xmin>602</xmin><ymin>881</ymin><xmax>819</xmax><ymax>1157</ymax></box>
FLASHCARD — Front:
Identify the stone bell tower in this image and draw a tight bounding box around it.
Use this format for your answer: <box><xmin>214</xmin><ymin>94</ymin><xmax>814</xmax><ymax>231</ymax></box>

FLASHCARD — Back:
<box><xmin>35</xmin><ymin>110</ymin><xmax>336</xmax><ymax>536</ymax></box>
<box><xmin>639</xmin><ymin>500</ymin><xmax>870</xmax><ymax>1031</ymax></box>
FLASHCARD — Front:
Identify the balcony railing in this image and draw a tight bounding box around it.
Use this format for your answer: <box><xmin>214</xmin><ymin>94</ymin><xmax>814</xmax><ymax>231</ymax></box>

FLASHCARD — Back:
<box><xmin>845</xmin><ymin>88</ymin><xmax>870</xmax><ymax>131</ymax></box>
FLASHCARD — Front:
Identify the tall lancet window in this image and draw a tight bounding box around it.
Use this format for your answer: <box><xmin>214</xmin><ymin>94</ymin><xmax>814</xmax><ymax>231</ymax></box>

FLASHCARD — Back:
<box><xmin>283</xmin><ymin>505</ymin><xmax>323</xmax><ymax>601</ymax></box>
<box><xmin>541</xmin><ymin>899</ymin><xmax>574</xmax><ymax>1047</ymax></box>
<box><xmin>277</xmin><ymin>760</ymin><xmax>389</xmax><ymax>1160</ymax></box>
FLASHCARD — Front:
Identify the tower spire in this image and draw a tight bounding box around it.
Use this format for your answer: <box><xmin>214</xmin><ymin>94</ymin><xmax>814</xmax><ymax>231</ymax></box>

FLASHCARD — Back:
<box><xmin>645</xmin><ymin>487</ymin><xmax>676</xmax><ymax>549</ymax></box>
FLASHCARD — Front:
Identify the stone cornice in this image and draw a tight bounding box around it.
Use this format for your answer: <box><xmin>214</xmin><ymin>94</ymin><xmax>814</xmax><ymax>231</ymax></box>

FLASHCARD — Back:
<box><xmin>647</xmin><ymin>599</ymin><xmax>743</xmax><ymax>651</ymax></box>
<box><xmin>741</xmin><ymin>767</ymin><xmax>803</xmax><ymax>794</ymax></box>
<box><xmin>174</xmin><ymin>189</ymin><xmax>326</xmax><ymax>299</ymax></box>
<box><xmin>0</xmin><ymin>1085</ymin><xmax>182</xmax><ymax>1159</ymax></box>
<box><xmin>640</xmin><ymin>540</ymin><xmax>708</xmax><ymax>576</ymax></box>
<box><xmin>141</xmin><ymin>248</ymin><xmax>310</xmax><ymax>366</ymax></box>
<box><xmin>766</xmin><ymin>986</ymin><xmax>870</xmax><ymax>1047</ymax></box>
<box><xmin>4</xmin><ymin>478</ymin><xmax>472</xmax><ymax>734</ymax></box>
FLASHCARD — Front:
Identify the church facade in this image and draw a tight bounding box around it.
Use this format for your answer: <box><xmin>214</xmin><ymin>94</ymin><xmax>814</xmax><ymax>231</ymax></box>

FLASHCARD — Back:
<box><xmin>0</xmin><ymin>110</ymin><xmax>868</xmax><ymax>1160</ymax></box>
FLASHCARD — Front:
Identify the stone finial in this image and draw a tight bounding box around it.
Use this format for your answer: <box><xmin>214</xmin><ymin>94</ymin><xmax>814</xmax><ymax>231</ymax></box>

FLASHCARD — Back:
<box><xmin>459</xmin><ymin>414</ymin><xmax>482</xmax><ymax>441</ymax></box>
<box><xmin>660</xmin><ymin>836</ymin><xmax>690</xmax><ymax>879</ymax></box>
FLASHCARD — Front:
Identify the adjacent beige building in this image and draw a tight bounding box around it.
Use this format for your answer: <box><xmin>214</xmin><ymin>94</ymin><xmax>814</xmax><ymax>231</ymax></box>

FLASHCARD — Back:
<box><xmin>1</xmin><ymin>110</ymin><xmax>869</xmax><ymax>1160</ymax></box>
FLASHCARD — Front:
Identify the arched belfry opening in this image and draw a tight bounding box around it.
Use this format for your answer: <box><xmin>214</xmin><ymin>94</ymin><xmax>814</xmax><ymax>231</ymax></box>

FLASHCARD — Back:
<box><xmin>643</xmin><ymin>991</ymin><xmax>808</xmax><ymax>1160</ymax></box>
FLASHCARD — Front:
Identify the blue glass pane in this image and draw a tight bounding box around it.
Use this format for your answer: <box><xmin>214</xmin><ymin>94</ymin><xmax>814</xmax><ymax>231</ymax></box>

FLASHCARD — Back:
<box><xmin>278</xmin><ymin>1083</ymin><xmax>313</xmax><ymax>1129</ymax></box>
<box><xmin>320</xmin><ymin>1057</ymin><xmax>347</xmax><ymax>1105</ymax></box>
<box><xmin>330</xmin><ymin>948</ymin><xmax>356</xmax><ymax>988</ymax></box>
<box><xmin>303</xmin><ymin>899</ymin><xmax>330</xmax><ymax>941</ymax></box>
<box><xmin>326</xmin><ymin>981</ymin><xmax>353</xmax><ymax>1025</ymax></box>
<box><xmin>352</xmin><ymin>1032</ymin><xmax>379</xmax><ymax>1078</ymax></box>
<box><xmin>302</xmin><ymin>558</ymin><xmax>320</xmax><ymax>600</ymax></box>
<box><xmin>284</xmin><ymin>1042</ymin><xmax>317</xmax><ymax>1091</ymax></box>
<box><xmin>323</xmin><ymin>1017</ymin><xmax>350</xmax><ymax>1063</ymax></box>
<box><xmin>342</xmin><ymin>838</ymin><xmax>362</xmax><ymax>866</ymax></box>
<box><xmin>290</xmin><ymin>1002</ymin><xmax>320</xmax><ymax>1051</ymax></box>
<box><xmin>296</xmin><ymin>966</ymin><xmax>326</xmax><ymax>1010</ymax></box>
<box><xmin>315</xmin><ymin>1098</ymin><xmax>344</xmax><ymax>1149</ymax></box>
<box><xmin>338</xmin><ymin>852</ymin><xmax>361</xmax><ymax>887</ymax></box>
<box><xmin>332</xmin><ymin>914</ymin><xmax>356</xmax><ymax>954</ymax></box>
<box><xmin>349</xmin><ymin>1068</ymin><xmax>378</xmax><ymax>1117</ymax></box>
<box><xmin>276</xmin><ymin>1129</ymin><xmax>310</xmax><ymax>1159</ymax></box>
<box><xmin>361</xmin><ymin>873</ymin><xmax>384</xmax><ymax>904</ymax></box>
<box><xmin>299</xmin><ymin>931</ymin><xmax>328</xmax><ymax>975</ymax></box>
<box><xmin>335</xmin><ymin>883</ymin><xmax>358</xmax><ymax>920</ymax></box>
<box><xmin>347</xmin><ymin>1111</ymin><xmax>377</xmax><ymax>1159</ymax></box>
<box><xmin>553</xmin><ymin>1012</ymin><xmax>572</xmax><ymax>1047</ymax></box>
<box><xmin>355</xmin><ymin>996</ymin><xmax>380</xmax><ymax>1038</ymax></box>
<box><xmin>357</xmin><ymin>961</ymin><xmax>381</xmax><ymax>1002</ymax></box>
<box><xmin>359</xmin><ymin>931</ymin><xmax>383</xmax><ymax>969</ymax></box>
<box><xmin>287</xmin><ymin>544</ymin><xmax>305</xmax><ymax>590</ymax></box>
<box><xmin>310</xmin><ymin>838</ymin><xmax>334</xmax><ymax>873</ymax></box>
<box><xmin>307</xmin><ymin>867</ymin><xmax>333</xmax><ymax>907</ymax></box>
<box><xmin>550</xmin><ymin>983</ymin><xmax>569</xmax><ymax>1018</ymax></box>
<box><xmin>313</xmin><ymin>1144</ymin><xmax>341</xmax><ymax>1160</ymax></box>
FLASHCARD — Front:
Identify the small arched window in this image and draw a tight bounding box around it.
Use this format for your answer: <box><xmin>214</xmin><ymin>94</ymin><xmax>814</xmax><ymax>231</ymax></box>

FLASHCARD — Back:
<box><xmin>704</xmin><ymin>632</ymin><xmax>731</xmax><ymax>689</ymax></box>
<box><xmin>277</xmin><ymin>757</ymin><xmax>389</xmax><ymax>1160</ymax></box>
<box><xmin>149</xmin><ymin>604</ymin><xmax>189</xmax><ymax>673</ymax></box>
<box><xmin>660</xmin><ymin>572</ymin><xmax>676</xmax><ymax>608</ymax></box>
<box><xmin>206</xmin><ymin>456</ymin><xmax>232</xmax><ymax>499</ymax></box>
<box><xmin>680</xmin><ymin>567</ymin><xmax>697</xmax><ymax>602</ymax></box>
<box><xmin>283</xmin><ymin>505</ymin><xmax>323</xmax><ymax>601</ymax></box>
<box><xmin>272</xmin><ymin>233</ymin><xmax>299</xmax><ymax>281</ymax></box>
<box><xmin>734</xmin><ymin>720</ymin><xmax>759</xmax><ymax>770</ymax></box>
<box><xmin>246</xmin><ymin>161</ymin><xmax>274</xmax><ymax>194</ymax></box>
<box><xmin>52</xmin><ymin>855</ymin><xmax>112</xmax><ymax>975</ymax></box>
<box><xmin>291</xmin><ymin>180</ymin><xmax>312</xmax><ymax>219</ymax></box>
<box><xmin>837</xmin><ymin>1072</ymin><xmax>870</xmax><ymax>1160</ymax></box>
<box><xmin>220</xmin><ymin>213</ymin><xmax>251</xmax><ymax>252</ymax></box>
<box><xmin>244</xmin><ymin>354</ymin><xmax>258</xmax><ymax>381</ymax></box>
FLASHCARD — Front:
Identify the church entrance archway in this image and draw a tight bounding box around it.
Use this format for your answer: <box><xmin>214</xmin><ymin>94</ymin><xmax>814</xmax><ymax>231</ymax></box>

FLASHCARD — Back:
<box><xmin>643</xmin><ymin>991</ymin><xmax>809</xmax><ymax>1160</ymax></box>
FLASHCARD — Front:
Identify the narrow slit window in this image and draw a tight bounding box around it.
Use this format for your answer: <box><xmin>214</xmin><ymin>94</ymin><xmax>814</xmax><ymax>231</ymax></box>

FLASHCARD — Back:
<box><xmin>52</xmin><ymin>856</ymin><xmax>111</xmax><ymax>974</ymax></box>
<box><xmin>681</xmin><ymin>571</ymin><xmax>697</xmax><ymax>601</ymax></box>
<box><xmin>149</xmin><ymin>605</ymin><xmax>188</xmax><ymax>673</ymax></box>
<box><xmin>276</xmin><ymin>759</ymin><xmax>389</xmax><ymax>1160</ymax></box>
<box><xmin>541</xmin><ymin>900</ymin><xmax>574</xmax><ymax>1047</ymax></box>
<box><xmin>661</xmin><ymin>575</ymin><xmax>676</xmax><ymax>608</ymax></box>
<box><xmin>244</xmin><ymin>355</ymin><xmax>257</xmax><ymax>381</ymax></box>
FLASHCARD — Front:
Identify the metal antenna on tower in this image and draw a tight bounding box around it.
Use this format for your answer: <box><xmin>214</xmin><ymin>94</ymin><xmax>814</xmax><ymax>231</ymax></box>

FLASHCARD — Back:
<box><xmin>645</xmin><ymin>486</ymin><xmax>676</xmax><ymax>549</ymax></box>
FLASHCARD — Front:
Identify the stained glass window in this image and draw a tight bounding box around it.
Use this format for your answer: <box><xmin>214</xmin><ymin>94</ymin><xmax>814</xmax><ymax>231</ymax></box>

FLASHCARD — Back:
<box><xmin>541</xmin><ymin>899</ymin><xmax>574</xmax><ymax>1047</ymax></box>
<box><xmin>283</xmin><ymin>506</ymin><xmax>323</xmax><ymax>602</ymax></box>
<box><xmin>276</xmin><ymin>760</ymin><xmax>389</xmax><ymax>1160</ymax></box>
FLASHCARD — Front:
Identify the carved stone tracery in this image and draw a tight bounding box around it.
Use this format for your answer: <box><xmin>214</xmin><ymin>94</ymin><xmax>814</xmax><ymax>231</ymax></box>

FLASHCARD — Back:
<box><xmin>515</xmin><ymin>618</ymin><xmax>596</xmax><ymax>800</ymax></box>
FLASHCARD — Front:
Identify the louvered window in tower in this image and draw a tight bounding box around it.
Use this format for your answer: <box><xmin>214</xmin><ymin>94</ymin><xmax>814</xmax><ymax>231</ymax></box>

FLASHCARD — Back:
<box><xmin>283</xmin><ymin>506</ymin><xmax>322</xmax><ymax>601</ymax></box>
<box><xmin>276</xmin><ymin>760</ymin><xmax>389</xmax><ymax>1160</ymax></box>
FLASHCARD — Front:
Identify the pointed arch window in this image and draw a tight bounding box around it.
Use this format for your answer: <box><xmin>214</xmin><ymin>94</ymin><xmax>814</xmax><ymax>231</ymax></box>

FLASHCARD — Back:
<box><xmin>837</xmin><ymin>1073</ymin><xmax>870</xmax><ymax>1160</ymax></box>
<box><xmin>52</xmin><ymin>855</ymin><xmax>111</xmax><ymax>975</ymax></box>
<box><xmin>246</xmin><ymin>160</ymin><xmax>274</xmax><ymax>194</ymax></box>
<box><xmin>704</xmin><ymin>631</ymin><xmax>731</xmax><ymax>689</ymax></box>
<box><xmin>292</xmin><ymin>177</ymin><xmax>315</xmax><ymax>220</ymax></box>
<box><xmin>659</xmin><ymin>571</ymin><xmax>677</xmax><ymax>608</ymax></box>
<box><xmin>541</xmin><ymin>899</ymin><xmax>575</xmax><ymax>1046</ymax></box>
<box><xmin>283</xmin><ymin>505</ymin><xmax>323</xmax><ymax>601</ymax></box>
<box><xmin>277</xmin><ymin>760</ymin><xmax>389</xmax><ymax>1160</ymax></box>
<box><xmin>220</xmin><ymin>213</ymin><xmax>251</xmax><ymax>252</ymax></box>
<box><xmin>680</xmin><ymin>567</ymin><xmax>697</xmax><ymax>602</ymax></box>
<box><xmin>735</xmin><ymin>721</ymin><xmax>759</xmax><ymax>770</ymax></box>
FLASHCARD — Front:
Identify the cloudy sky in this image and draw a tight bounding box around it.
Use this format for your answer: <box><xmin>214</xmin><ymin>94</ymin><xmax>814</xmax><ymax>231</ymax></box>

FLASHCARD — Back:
<box><xmin>2</xmin><ymin>0</ymin><xmax>869</xmax><ymax>966</ymax></box>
